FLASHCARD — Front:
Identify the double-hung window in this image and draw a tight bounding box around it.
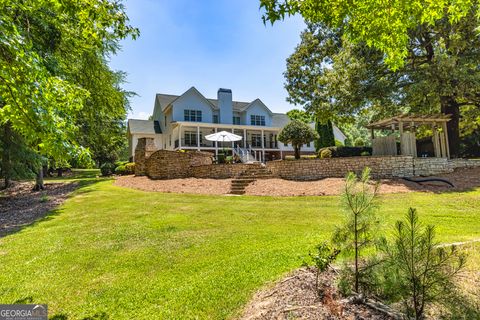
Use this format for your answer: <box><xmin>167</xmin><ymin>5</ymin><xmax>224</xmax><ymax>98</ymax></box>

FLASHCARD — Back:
<box><xmin>250</xmin><ymin>115</ymin><xmax>265</xmax><ymax>126</ymax></box>
<box><xmin>184</xmin><ymin>109</ymin><xmax>202</xmax><ymax>122</ymax></box>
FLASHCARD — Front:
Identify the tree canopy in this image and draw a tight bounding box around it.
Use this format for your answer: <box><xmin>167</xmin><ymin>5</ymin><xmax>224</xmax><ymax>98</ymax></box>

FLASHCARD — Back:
<box><xmin>260</xmin><ymin>0</ymin><xmax>479</xmax><ymax>69</ymax></box>
<box><xmin>0</xmin><ymin>0</ymin><xmax>138</xmax><ymax>187</ymax></box>
<box><xmin>283</xmin><ymin>5</ymin><xmax>480</xmax><ymax>156</ymax></box>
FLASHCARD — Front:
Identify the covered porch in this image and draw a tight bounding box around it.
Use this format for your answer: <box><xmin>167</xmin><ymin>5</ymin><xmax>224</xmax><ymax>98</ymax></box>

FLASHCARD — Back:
<box><xmin>367</xmin><ymin>114</ymin><xmax>451</xmax><ymax>158</ymax></box>
<box><xmin>171</xmin><ymin>122</ymin><xmax>281</xmax><ymax>161</ymax></box>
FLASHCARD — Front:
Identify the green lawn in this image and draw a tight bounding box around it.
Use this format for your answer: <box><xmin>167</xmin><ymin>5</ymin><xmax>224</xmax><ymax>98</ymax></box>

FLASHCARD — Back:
<box><xmin>0</xmin><ymin>176</ymin><xmax>479</xmax><ymax>319</ymax></box>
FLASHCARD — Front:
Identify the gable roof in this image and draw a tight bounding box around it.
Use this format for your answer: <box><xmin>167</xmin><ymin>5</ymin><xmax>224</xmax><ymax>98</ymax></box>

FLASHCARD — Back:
<box><xmin>239</xmin><ymin>98</ymin><xmax>274</xmax><ymax>115</ymax></box>
<box><xmin>156</xmin><ymin>87</ymin><xmax>257</xmax><ymax>113</ymax></box>
<box><xmin>128</xmin><ymin>119</ymin><xmax>162</xmax><ymax>135</ymax></box>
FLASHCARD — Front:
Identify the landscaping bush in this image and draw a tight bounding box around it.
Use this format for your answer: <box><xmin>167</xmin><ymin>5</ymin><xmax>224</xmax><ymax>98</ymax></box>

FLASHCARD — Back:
<box><xmin>354</xmin><ymin>137</ymin><xmax>366</xmax><ymax>147</ymax></box>
<box><xmin>100</xmin><ymin>162</ymin><xmax>115</xmax><ymax>176</ymax></box>
<box><xmin>317</xmin><ymin>146</ymin><xmax>373</xmax><ymax>158</ymax></box>
<box><xmin>319</xmin><ymin>148</ymin><xmax>333</xmax><ymax>158</ymax></box>
<box><xmin>125</xmin><ymin>162</ymin><xmax>135</xmax><ymax>174</ymax></box>
<box><xmin>114</xmin><ymin>165</ymin><xmax>127</xmax><ymax>175</ymax></box>
<box><xmin>114</xmin><ymin>160</ymin><xmax>128</xmax><ymax>167</ymax></box>
<box><xmin>360</xmin><ymin>151</ymin><xmax>370</xmax><ymax>156</ymax></box>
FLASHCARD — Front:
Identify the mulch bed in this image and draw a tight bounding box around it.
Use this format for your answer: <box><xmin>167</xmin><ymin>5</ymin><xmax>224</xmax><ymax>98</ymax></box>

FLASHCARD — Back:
<box><xmin>240</xmin><ymin>267</ymin><xmax>394</xmax><ymax>320</ymax></box>
<box><xmin>115</xmin><ymin>167</ymin><xmax>480</xmax><ymax>196</ymax></box>
<box><xmin>0</xmin><ymin>181</ymin><xmax>78</xmax><ymax>237</ymax></box>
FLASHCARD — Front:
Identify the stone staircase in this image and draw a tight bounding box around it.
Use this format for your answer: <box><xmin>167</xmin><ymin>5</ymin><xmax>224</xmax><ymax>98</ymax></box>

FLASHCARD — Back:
<box><xmin>230</xmin><ymin>165</ymin><xmax>273</xmax><ymax>195</ymax></box>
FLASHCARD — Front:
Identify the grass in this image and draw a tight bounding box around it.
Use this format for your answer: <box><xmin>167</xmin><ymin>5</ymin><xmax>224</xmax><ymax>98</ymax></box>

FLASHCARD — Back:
<box><xmin>0</xmin><ymin>175</ymin><xmax>479</xmax><ymax>319</ymax></box>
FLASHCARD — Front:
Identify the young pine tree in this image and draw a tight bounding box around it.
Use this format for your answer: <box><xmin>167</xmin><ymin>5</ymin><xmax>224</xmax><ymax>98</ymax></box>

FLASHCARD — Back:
<box><xmin>332</xmin><ymin>167</ymin><xmax>380</xmax><ymax>293</ymax></box>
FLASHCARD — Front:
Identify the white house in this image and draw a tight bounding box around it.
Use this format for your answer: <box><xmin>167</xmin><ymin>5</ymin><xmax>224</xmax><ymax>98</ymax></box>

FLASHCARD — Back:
<box><xmin>127</xmin><ymin>87</ymin><xmax>346</xmax><ymax>162</ymax></box>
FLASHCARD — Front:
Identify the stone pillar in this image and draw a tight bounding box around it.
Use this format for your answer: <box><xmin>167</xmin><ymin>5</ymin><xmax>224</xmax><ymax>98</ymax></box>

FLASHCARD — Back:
<box><xmin>134</xmin><ymin>137</ymin><xmax>157</xmax><ymax>176</ymax></box>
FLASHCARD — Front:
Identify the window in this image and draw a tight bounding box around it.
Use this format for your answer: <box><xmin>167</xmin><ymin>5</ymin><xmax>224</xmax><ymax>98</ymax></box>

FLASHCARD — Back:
<box><xmin>250</xmin><ymin>115</ymin><xmax>265</xmax><ymax>126</ymax></box>
<box><xmin>306</xmin><ymin>142</ymin><xmax>311</xmax><ymax>147</ymax></box>
<box><xmin>184</xmin><ymin>131</ymin><xmax>201</xmax><ymax>146</ymax></box>
<box><xmin>184</xmin><ymin>109</ymin><xmax>202</xmax><ymax>122</ymax></box>
<box><xmin>251</xmin><ymin>134</ymin><xmax>262</xmax><ymax>147</ymax></box>
<box><xmin>213</xmin><ymin>115</ymin><xmax>219</xmax><ymax>123</ymax></box>
<box><xmin>233</xmin><ymin>116</ymin><xmax>241</xmax><ymax>125</ymax></box>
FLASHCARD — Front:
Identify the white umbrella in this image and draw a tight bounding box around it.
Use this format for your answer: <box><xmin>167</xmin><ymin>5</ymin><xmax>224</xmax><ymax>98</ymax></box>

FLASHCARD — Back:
<box><xmin>205</xmin><ymin>131</ymin><xmax>242</xmax><ymax>143</ymax></box>
<box><xmin>205</xmin><ymin>131</ymin><xmax>242</xmax><ymax>157</ymax></box>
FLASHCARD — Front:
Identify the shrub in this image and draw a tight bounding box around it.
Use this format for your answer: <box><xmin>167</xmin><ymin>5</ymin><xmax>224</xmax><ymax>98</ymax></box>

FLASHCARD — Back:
<box><xmin>125</xmin><ymin>162</ymin><xmax>135</xmax><ymax>174</ymax></box>
<box><xmin>319</xmin><ymin>148</ymin><xmax>333</xmax><ymax>158</ymax></box>
<box><xmin>354</xmin><ymin>137</ymin><xmax>365</xmax><ymax>147</ymax></box>
<box><xmin>360</xmin><ymin>151</ymin><xmax>370</xmax><ymax>156</ymax></box>
<box><xmin>335</xmin><ymin>139</ymin><xmax>344</xmax><ymax>147</ymax></box>
<box><xmin>306</xmin><ymin>242</ymin><xmax>340</xmax><ymax>294</ymax></box>
<box><xmin>114</xmin><ymin>160</ymin><xmax>128</xmax><ymax>167</ymax></box>
<box><xmin>100</xmin><ymin>162</ymin><xmax>115</xmax><ymax>176</ymax></box>
<box><xmin>114</xmin><ymin>164</ymin><xmax>127</xmax><ymax>175</ymax></box>
<box><xmin>318</xmin><ymin>146</ymin><xmax>373</xmax><ymax>157</ymax></box>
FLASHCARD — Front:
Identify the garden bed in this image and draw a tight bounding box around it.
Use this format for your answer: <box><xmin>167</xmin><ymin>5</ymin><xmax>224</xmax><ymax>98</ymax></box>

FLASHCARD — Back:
<box><xmin>0</xmin><ymin>181</ymin><xmax>78</xmax><ymax>237</ymax></box>
<box><xmin>114</xmin><ymin>167</ymin><xmax>480</xmax><ymax>196</ymax></box>
<box><xmin>240</xmin><ymin>267</ymin><xmax>393</xmax><ymax>320</ymax></box>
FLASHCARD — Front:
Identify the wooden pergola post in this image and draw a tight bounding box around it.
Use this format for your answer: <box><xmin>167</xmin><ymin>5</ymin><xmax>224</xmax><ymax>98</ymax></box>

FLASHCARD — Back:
<box><xmin>442</xmin><ymin>122</ymin><xmax>451</xmax><ymax>158</ymax></box>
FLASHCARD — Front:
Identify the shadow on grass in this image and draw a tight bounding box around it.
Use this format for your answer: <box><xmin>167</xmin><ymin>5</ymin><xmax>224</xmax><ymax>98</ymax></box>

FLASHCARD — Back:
<box><xmin>51</xmin><ymin>312</ymin><xmax>109</xmax><ymax>320</ymax></box>
<box><xmin>0</xmin><ymin>178</ymin><xmax>107</xmax><ymax>239</ymax></box>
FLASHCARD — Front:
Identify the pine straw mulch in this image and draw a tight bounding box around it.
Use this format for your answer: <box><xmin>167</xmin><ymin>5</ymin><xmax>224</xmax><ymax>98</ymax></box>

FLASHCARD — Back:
<box><xmin>0</xmin><ymin>181</ymin><xmax>78</xmax><ymax>237</ymax></box>
<box><xmin>115</xmin><ymin>167</ymin><xmax>480</xmax><ymax>196</ymax></box>
<box><xmin>240</xmin><ymin>267</ymin><xmax>395</xmax><ymax>320</ymax></box>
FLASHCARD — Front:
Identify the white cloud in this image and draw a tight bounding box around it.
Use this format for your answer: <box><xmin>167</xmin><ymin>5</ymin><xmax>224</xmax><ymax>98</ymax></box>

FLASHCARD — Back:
<box><xmin>129</xmin><ymin>111</ymin><xmax>150</xmax><ymax>120</ymax></box>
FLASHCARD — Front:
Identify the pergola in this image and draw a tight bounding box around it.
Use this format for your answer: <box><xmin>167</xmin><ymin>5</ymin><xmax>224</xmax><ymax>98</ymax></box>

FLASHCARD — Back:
<box><xmin>367</xmin><ymin>114</ymin><xmax>451</xmax><ymax>158</ymax></box>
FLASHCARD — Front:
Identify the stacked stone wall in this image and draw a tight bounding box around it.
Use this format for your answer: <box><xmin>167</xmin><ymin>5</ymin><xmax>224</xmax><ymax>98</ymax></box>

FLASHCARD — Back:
<box><xmin>145</xmin><ymin>150</ymin><xmax>213</xmax><ymax>179</ymax></box>
<box><xmin>266</xmin><ymin>156</ymin><xmax>414</xmax><ymax>180</ymax></box>
<box><xmin>134</xmin><ymin>138</ymin><xmax>480</xmax><ymax>180</ymax></box>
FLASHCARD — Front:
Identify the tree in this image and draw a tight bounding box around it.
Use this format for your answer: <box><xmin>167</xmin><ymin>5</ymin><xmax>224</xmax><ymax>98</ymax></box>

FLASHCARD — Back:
<box><xmin>379</xmin><ymin>208</ymin><xmax>466</xmax><ymax>319</ymax></box>
<box><xmin>260</xmin><ymin>0</ymin><xmax>478</xmax><ymax>69</ymax></box>
<box><xmin>0</xmin><ymin>1</ymin><xmax>138</xmax><ymax>188</ymax></box>
<box><xmin>286</xmin><ymin>109</ymin><xmax>313</xmax><ymax>123</ymax></box>
<box><xmin>283</xmin><ymin>14</ymin><xmax>480</xmax><ymax>157</ymax></box>
<box><xmin>278</xmin><ymin>120</ymin><xmax>318</xmax><ymax>159</ymax></box>
<box><xmin>315</xmin><ymin>119</ymin><xmax>335</xmax><ymax>151</ymax></box>
<box><xmin>333</xmin><ymin>168</ymin><xmax>380</xmax><ymax>293</ymax></box>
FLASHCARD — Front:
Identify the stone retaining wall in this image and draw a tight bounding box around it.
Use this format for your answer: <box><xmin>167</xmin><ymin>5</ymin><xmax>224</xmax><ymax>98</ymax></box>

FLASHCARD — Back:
<box><xmin>134</xmin><ymin>138</ymin><xmax>480</xmax><ymax>180</ymax></box>
<box><xmin>145</xmin><ymin>149</ymin><xmax>213</xmax><ymax>179</ymax></box>
<box><xmin>266</xmin><ymin>156</ymin><xmax>414</xmax><ymax>180</ymax></box>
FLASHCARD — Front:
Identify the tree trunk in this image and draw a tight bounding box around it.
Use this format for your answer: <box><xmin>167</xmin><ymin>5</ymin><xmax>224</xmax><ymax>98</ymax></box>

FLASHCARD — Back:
<box><xmin>440</xmin><ymin>96</ymin><xmax>460</xmax><ymax>158</ymax></box>
<box><xmin>294</xmin><ymin>145</ymin><xmax>301</xmax><ymax>159</ymax></box>
<box><xmin>1</xmin><ymin>123</ymin><xmax>13</xmax><ymax>189</ymax></box>
<box><xmin>33</xmin><ymin>166</ymin><xmax>45</xmax><ymax>191</ymax></box>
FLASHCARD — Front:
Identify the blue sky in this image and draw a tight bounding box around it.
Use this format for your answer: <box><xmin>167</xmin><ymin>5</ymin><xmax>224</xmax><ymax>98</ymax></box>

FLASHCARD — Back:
<box><xmin>108</xmin><ymin>0</ymin><xmax>305</xmax><ymax>119</ymax></box>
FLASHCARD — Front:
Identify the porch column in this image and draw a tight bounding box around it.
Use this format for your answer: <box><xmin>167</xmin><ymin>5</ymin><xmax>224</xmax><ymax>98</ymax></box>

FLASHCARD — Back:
<box><xmin>231</xmin><ymin>128</ymin><xmax>235</xmax><ymax>149</ymax></box>
<box><xmin>215</xmin><ymin>127</ymin><xmax>218</xmax><ymax>157</ymax></box>
<box><xmin>178</xmin><ymin>124</ymin><xmax>182</xmax><ymax>150</ymax></box>
<box><xmin>261</xmin><ymin>129</ymin><xmax>265</xmax><ymax>162</ymax></box>
<box><xmin>196</xmin><ymin>125</ymin><xmax>200</xmax><ymax>151</ymax></box>
<box><xmin>243</xmin><ymin>129</ymin><xmax>247</xmax><ymax>148</ymax></box>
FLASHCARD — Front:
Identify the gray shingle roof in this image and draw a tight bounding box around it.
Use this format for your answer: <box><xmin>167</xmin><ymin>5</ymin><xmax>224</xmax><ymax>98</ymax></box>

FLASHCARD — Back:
<box><xmin>128</xmin><ymin>119</ymin><xmax>162</xmax><ymax>134</ymax></box>
<box><xmin>156</xmin><ymin>93</ymin><xmax>251</xmax><ymax>112</ymax></box>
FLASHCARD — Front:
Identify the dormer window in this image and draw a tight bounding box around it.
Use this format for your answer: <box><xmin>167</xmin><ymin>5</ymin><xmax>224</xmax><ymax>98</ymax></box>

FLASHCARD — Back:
<box><xmin>184</xmin><ymin>109</ymin><xmax>202</xmax><ymax>122</ymax></box>
<box><xmin>250</xmin><ymin>115</ymin><xmax>265</xmax><ymax>126</ymax></box>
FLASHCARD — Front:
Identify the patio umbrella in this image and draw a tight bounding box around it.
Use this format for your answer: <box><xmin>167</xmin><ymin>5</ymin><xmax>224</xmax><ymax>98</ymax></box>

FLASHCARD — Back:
<box><xmin>205</xmin><ymin>131</ymin><xmax>242</xmax><ymax>156</ymax></box>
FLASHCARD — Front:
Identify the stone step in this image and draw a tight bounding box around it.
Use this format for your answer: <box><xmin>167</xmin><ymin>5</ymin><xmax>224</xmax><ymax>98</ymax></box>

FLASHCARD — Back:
<box><xmin>230</xmin><ymin>190</ymin><xmax>245</xmax><ymax>195</ymax></box>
